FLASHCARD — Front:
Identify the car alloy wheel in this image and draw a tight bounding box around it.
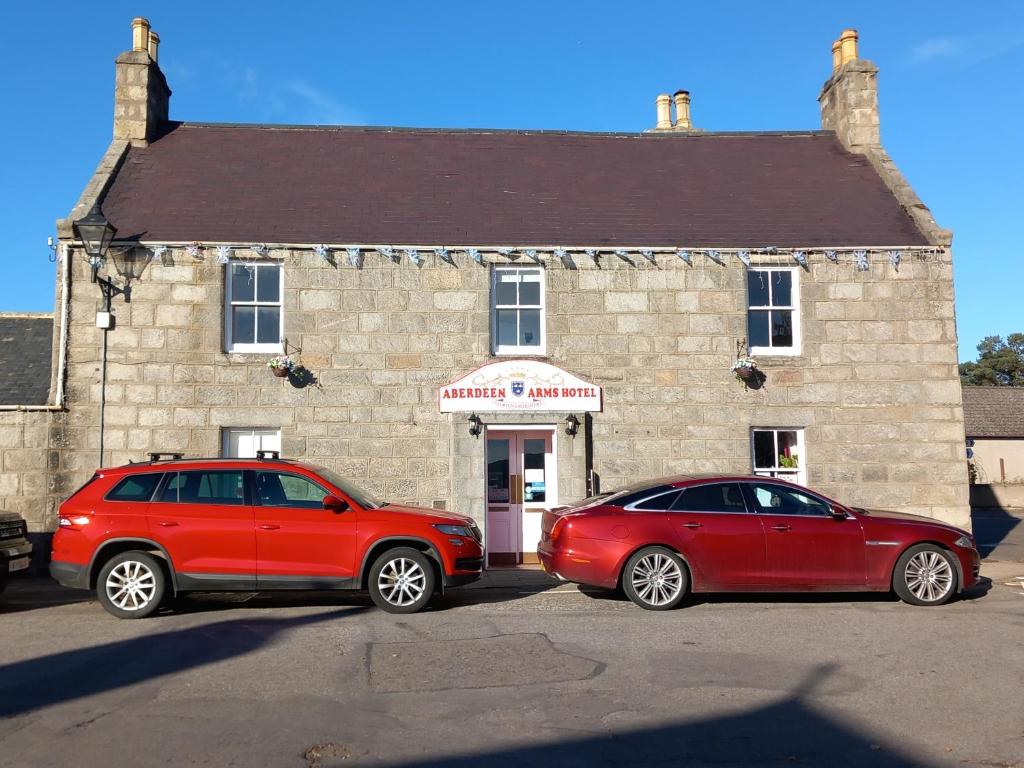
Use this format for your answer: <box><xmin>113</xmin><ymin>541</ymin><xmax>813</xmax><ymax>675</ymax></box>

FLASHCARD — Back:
<box><xmin>106</xmin><ymin>560</ymin><xmax>158</xmax><ymax>612</ymax></box>
<box><xmin>894</xmin><ymin>544</ymin><xmax>957</xmax><ymax>607</ymax></box>
<box><xmin>904</xmin><ymin>551</ymin><xmax>954</xmax><ymax>603</ymax></box>
<box><xmin>368</xmin><ymin>547</ymin><xmax>436</xmax><ymax>614</ymax></box>
<box><xmin>623</xmin><ymin>547</ymin><xmax>689</xmax><ymax>611</ymax></box>
<box><xmin>96</xmin><ymin>551</ymin><xmax>167</xmax><ymax>619</ymax></box>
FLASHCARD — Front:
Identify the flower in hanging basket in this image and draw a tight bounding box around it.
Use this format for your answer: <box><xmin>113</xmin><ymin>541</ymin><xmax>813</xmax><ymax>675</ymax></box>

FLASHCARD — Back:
<box><xmin>267</xmin><ymin>356</ymin><xmax>294</xmax><ymax>378</ymax></box>
<box><xmin>731</xmin><ymin>357</ymin><xmax>758</xmax><ymax>382</ymax></box>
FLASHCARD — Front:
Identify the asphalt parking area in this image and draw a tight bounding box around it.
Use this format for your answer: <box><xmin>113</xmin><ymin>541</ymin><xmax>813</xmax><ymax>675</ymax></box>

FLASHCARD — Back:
<box><xmin>0</xmin><ymin>572</ymin><xmax>1021</xmax><ymax>768</ymax></box>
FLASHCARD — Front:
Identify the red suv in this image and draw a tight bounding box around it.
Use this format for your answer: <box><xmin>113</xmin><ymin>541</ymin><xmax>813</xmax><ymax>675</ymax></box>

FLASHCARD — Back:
<box><xmin>50</xmin><ymin>453</ymin><xmax>483</xmax><ymax>618</ymax></box>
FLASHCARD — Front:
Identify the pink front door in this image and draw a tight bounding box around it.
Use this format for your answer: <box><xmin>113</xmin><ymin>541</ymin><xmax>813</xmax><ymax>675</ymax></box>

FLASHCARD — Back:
<box><xmin>485</xmin><ymin>429</ymin><xmax>555</xmax><ymax>567</ymax></box>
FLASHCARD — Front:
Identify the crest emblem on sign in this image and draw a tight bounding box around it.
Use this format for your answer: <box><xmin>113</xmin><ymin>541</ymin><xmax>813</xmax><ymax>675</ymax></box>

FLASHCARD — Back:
<box><xmin>511</xmin><ymin>381</ymin><xmax>525</xmax><ymax>396</ymax></box>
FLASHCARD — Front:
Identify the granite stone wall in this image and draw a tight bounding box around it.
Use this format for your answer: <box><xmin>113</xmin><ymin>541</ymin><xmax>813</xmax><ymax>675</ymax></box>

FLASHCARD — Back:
<box><xmin>52</xmin><ymin>244</ymin><xmax>969</xmax><ymax>531</ymax></box>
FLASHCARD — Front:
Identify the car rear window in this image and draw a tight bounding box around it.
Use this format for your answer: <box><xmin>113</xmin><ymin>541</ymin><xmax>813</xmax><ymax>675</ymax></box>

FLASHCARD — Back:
<box><xmin>106</xmin><ymin>473</ymin><xmax>164</xmax><ymax>502</ymax></box>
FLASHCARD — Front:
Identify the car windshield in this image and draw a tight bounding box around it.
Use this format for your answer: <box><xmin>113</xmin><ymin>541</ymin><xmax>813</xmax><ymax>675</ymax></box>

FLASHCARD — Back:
<box><xmin>311</xmin><ymin>466</ymin><xmax>385</xmax><ymax>510</ymax></box>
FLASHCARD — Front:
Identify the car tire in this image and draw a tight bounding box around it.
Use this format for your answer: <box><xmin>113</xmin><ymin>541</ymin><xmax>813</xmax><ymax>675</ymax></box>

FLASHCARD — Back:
<box><xmin>96</xmin><ymin>551</ymin><xmax>167</xmax><ymax>619</ymax></box>
<box><xmin>622</xmin><ymin>547</ymin><xmax>689</xmax><ymax>611</ymax></box>
<box><xmin>368</xmin><ymin>547</ymin><xmax>436</xmax><ymax>614</ymax></box>
<box><xmin>893</xmin><ymin>544</ymin><xmax>958</xmax><ymax>607</ymax></box>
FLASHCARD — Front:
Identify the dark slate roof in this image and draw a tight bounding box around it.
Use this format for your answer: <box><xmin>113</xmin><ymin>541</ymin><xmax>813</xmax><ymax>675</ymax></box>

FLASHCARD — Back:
<box><xmin>0</xmin><ymin>315</ymin><xmax>53</xmax><ymax>406</ymax></box>
<box><xmin>100</xmin><ymin>123</ymin><xmax>929</xmax><ymax>248</ymax></box>
<box><xmin>963</xmin><ymin>386</ymin><xmax>1024</xmax><ymax>439</ymax></box>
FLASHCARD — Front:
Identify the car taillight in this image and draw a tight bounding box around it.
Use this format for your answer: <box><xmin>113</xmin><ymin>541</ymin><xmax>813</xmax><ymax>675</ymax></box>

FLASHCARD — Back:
<box><xmin>550</xmin><ymin>517</ymin><xmax>569</xmax><ymax>544</ymax></box>
<box><xmin>58</xmin><ymin>515</ymin><xmax>91</xmax><ymax>529</ymax></box>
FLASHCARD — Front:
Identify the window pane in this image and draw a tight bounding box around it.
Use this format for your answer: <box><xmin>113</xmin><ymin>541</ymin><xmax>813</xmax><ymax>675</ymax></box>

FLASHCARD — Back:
<box><xmin>256</xmin><ymin>307</ymin><xmax>280</xmax><ymax>344</ymax></box>
<box><xmin>631</xmin><ymin>490</ymin><xmax>681</xmax><ymax>510</ymax></box>
<box><xmin>496</xmin><ymin>309</ymin><xmax>517</xmax><ymax>347</ymax></box>
<box><xmin>752</xmin><ymin>431</ymin><xmax>776</xmax><ymax>469</ymax></box>
<box><xmin>748</xmin><ymin>310</ymin><xmax>769</xmax><ymax>348</ymax></box>
<box><xmin>256</xmin><ymin>265</ymin><xmax>280</xmax><ymax>302</ymax></box>
<box><xmin>107</xmin><ymin>474</ymin><xmax>163</xmax><ymax>502</ymax></box>
<box><xmin>158</xmin><ymin>473</ymin><xmax>182</xmax><ymax>503</ymax></box>
<box><xmin>256</xmin><ymin>472</ymin><xmax>326</xmax><ymax>508</ymax></box>
<box><xmin>232</xmin><ymin>306</ymin><xmax>256</xmax><ymax>344</ymax></box>
<box><xmin>177</xmin><ymin>471</ymin><xmax>245</xmax><ymax>505</ymax></box>
<box><xmin>771</xmin><ymin>271</ymin><xmax>793</xmax><ymax>307</ymax></box>
<box><xmin>747</xmin><ymin>271</ymin><xmax>770</xmax><ymax>307</ymax></box>
<box><xmin>770</xmin><ymin>310</ymin><xmax>793</xmax><ymax>347</ymax></box>
<box><xmin>495</xmin><ymin>272</ymin><xmax>518</xmax><ymax>305</ymax></box>
<box><xmin>777</xmin><ymin>431</ymin><xmax>799</xmax><ymax>468</ymax></box>
<box><xmin>672</xmin><ymin>483</ymin><xmax>748</xmax><ymax>513</ymax></box>
<box><xmin>750</xmin><ymin>483</ymin><xmax>830</xmax><ymax>516</ymax></box>
<box><xmin>230</xmin><ymin>264</ymin><xmax>256</xmax><ymax>302</ymax></box>
<box><xmin>519</xmin><ymin>309</ymin><xmax>541</xmax><ymax>347</ymax></box>
<box><xmin>519</xmin><ymin>271</ymin><xmax>542</xmax><ymax>305</ymax></box>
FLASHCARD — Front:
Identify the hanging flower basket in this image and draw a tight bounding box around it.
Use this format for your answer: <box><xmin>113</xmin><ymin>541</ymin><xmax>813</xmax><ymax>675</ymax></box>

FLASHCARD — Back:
<box><xmin>731</xmin><ymin>357</ymin><xmax>758</xmax><ymax>384</ymax></box>
<box><xmin>268</xmin><ymin>356</ymin><xmax>294</xmax><ymax>378</ymax></box>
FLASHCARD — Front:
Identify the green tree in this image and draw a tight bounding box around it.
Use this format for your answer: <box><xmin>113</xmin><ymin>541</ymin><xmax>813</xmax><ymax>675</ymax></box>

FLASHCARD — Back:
<box><xmin>959</xmin><ymin>333</ymin><xmax>1024</xmax><ymax>386</ymax></box>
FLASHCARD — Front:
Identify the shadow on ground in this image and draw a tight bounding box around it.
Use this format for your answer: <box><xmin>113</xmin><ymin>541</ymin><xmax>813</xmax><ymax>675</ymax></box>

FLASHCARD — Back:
<box><xmin>368</xmin><ymin>664</ymin><xmax>937</xmax><ymax>768</ymax></box>
<box><xmin>0</xmin><ymin>607</ymin><xmax>365</xmax><ymax>718</ymax></box>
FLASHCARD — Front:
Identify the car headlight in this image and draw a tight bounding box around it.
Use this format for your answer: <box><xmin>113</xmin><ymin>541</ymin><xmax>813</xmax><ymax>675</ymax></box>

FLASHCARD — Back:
<box><xmin>954</xmin><ymin>535</ymin><xmax>974</xmax><ymax>549</ymax></box>
<box><xmin>434</xmin><ymin>524</ymin><xmax>473</xmax><ymax>537</ymax></box>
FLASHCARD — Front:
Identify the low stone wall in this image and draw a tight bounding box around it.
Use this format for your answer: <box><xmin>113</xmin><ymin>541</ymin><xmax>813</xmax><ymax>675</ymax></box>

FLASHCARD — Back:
<box><xmin>970</xmin><ymin>484</ymin><xmax>1024</xmax><ymax>510</ymax></box>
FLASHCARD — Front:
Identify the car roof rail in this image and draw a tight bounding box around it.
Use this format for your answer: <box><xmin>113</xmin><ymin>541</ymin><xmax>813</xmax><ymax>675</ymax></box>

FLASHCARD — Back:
<box><xmin>255</xmin><ymin>450</ymin><xmax>281</xmax><ymax>460</ymax></box>
<box><xmin>147</xmin><ymin>452</ymin><xmax>184</xmax><ymax>462</ymax></box>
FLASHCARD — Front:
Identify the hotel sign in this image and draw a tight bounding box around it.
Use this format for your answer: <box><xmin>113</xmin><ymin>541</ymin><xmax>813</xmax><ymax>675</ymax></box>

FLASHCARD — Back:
<box><xmin>439</xmin><ymin>360</ymin><xmax>602</xmax><ymax>413</ymax></box>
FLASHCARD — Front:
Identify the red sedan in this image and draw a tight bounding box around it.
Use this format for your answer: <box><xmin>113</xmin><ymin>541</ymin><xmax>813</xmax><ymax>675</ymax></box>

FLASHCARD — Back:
<box><xmin>538</xmin><ymin>475</ymin><xmax>980</xmax><ymax>610</ymax></box>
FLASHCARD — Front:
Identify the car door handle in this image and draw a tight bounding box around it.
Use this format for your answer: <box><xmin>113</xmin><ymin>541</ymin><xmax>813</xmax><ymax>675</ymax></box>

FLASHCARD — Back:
<box><xmin>157</xmin><ymin>521</ymin><xmax>178</xmax><ymax>527</ymax></box>
<box><xmin>770</xmin><ymin>524</ymin><xmax>791</xmax><ymax>532</ymax></box>
<box><xmin>681</xmin><ymin>522</ymin><xmax>702</xmax><ymax>529</ymax></box>
<box><xmin>258</xmin><ymin>524</ymin><xmax>281</xmax><ymax>531</ymax></box>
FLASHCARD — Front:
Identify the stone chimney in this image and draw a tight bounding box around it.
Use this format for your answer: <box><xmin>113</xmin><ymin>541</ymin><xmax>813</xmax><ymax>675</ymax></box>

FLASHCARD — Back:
<box><xmin>818</xmin><ymin>29</ymin><xmax>880</xmax><ymax>153</ymax></box>
<box><xmin>114</xmin><ymin>17</ymin><xmax>171</xmax><ymax>145</ymax></box>
<box><xmin>651</xmin><ymin>90</ymin><xmax>696</xmax><ymax>132</ymax></box>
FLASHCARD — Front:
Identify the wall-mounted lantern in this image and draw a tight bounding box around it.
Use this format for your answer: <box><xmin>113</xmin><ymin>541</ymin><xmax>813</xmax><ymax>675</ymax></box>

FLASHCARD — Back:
<box><xmin>468</xmin><ymin>413</ymin><xmax>483</xmax><ymax>438</ymax></box>
<box><xmin>565</xmin><ymin>413</ymin><xmax>580</xmax><ymax>437</ymax></box>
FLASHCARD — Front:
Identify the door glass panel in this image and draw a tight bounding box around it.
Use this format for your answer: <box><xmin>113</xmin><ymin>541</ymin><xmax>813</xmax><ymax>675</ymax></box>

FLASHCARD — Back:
<box><xmin>487</xmin><ymin>439</ymin><xmax>510</xmax><ymax>503</ymax></box>
<box><xmin>159</xmin><ymin>471</ymin><xmax>245</xmax><ymax>505</ymax></box>
<box><xmin>522</xmin><ymin>438</ymin><xmax>546</xmax><ymax>503</ymax></box>
<box><xmin>256</xmin><ymin>472</ymin><xmax>327</xmax><ymax>509</ymax></box>
<box><xmin>672</xmin><ymin>483</ymin><xmax>748</xmax><ymax>513</ymax></box>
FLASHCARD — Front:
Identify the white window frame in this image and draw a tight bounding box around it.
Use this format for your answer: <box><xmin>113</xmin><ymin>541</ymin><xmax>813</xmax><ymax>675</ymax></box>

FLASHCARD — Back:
<box><xmin>491</xmin><ymin>266</ymin><xmax>546</xmax><ymax>356</ymax></box>
<box><xmin>224</xmin><ymin>261</ymin><xmax>284</xmax><ymax>353</ymax></box>
<box><xmin>221</xmin><ymin>427</ymin><xmax>282</xmax><ymax>458</ymax></box>
<box><xmin>746</xmin><ymin>266</ymin><xmax>800</xmax><ymax>356</ymax></box>
<box><xmin>751</xmin><ymin>427</ymin><xmax>806</xmax><ymax>485</ymax></box>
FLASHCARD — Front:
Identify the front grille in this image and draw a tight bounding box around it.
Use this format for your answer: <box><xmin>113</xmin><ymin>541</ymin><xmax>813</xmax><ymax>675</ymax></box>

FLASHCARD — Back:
<box><xmin>0</xmin><ymin>520</ymin><xmax>26</xmax><ymax>542</ymax></box>
<box><xmin>455</xmin><ymin>557</ymin><xmax>483</xmax><ymax>572</ymax></box>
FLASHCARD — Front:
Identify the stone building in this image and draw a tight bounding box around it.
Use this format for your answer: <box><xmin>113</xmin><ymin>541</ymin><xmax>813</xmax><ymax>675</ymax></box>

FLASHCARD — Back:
<box><xmin>0</xmin><ymin>20</ymin><xmax>970</xmax><ymax>566</ymax></box>
<box><xmin>963</xmin><ymin>386</ymin><xmax>1024</xmax><ymax>508</ymax></box>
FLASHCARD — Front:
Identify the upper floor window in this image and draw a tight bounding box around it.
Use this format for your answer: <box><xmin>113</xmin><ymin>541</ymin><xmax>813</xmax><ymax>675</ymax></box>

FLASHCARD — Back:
<box><xmin>492</xmin><ymin>266</ymin><xmax>544</xmax><ymax>355</ymax></box>
<box><xmin>225</xmin><ymin>262</ymin><xmax>283</xmax><ymax>353</ymax></box>
<box><xmin>747</xmin><ymin>267</ymin><xmax>799</xmax><ymax>355</ymax></box>
<box><xmin>751</xmin><ymin>428</ymin><xmax>805</xmax><ymax>485</ymax></box>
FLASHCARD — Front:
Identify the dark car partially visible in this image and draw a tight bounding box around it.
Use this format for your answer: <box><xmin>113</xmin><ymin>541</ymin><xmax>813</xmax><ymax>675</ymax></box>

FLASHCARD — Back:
<box><xmin>0</xmin><ymin>511</ymin><xmax>33</xmax><ymax>594</ymax></box>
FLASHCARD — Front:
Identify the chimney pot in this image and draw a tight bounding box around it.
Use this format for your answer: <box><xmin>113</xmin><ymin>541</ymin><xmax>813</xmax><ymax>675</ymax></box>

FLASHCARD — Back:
<box><xmin>131</xmin><ymin>17</ymin><xmax>151</xmax><ymax>52</ymax></box>
<box><xmin>673</xmin><ymin>90</ymin><xmax>691</xmax><ymax>130</ymax></box>
<box><xmin>148</xmin><ymin>31</ymin><xmax>160</xmax><ymax>62</ymax></box>
<box><xmin>839</xmin><ymin>28</ymin><xmax>858</xmax><ymax>66</ymax></box>
<box><xmin>831</xmin><ymin>40</ymin><xmax>842</xmax><ymax>72</ymax></box>
<box><xmin>655</xmin><ymin>94</ymin><xmax>672</xmax><ymax>130</ymax></box>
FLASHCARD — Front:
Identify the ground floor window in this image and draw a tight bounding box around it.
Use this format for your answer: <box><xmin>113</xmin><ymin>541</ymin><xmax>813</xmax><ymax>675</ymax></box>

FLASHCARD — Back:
<box><xmin>751</xmin><ymin>428</ymin><xmax>805</xmax><ymax>485</ymax></box>
<box><xmin>222</xmin><ymin>427</ymin><xmax>281</xmax><ymax>458</ymax></box>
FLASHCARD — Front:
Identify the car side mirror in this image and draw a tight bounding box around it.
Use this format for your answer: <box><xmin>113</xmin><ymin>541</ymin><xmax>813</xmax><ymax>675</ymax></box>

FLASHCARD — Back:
<box><xmin>323</xmin><ymin>495</ymin><xmax>349</xmax><ymax>513</ymax></box>
<box><xmin>829</xmin><ymin>505</ymin><xmax>846</xmax><ymax>520</ymax></box>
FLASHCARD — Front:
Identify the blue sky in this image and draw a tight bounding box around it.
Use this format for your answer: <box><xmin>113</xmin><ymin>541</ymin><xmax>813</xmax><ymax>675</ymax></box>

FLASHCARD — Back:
<box><xmin>1</xmin><ymin>1</ymin><xmax>1021</xmax><ymax>361</ymax></box>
